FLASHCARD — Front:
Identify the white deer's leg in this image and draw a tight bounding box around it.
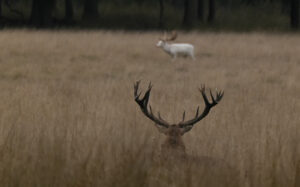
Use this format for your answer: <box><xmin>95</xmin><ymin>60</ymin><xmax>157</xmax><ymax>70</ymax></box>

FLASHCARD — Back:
<box><xmin>192</xmin><ymin>54</ymin><xmax>196</xmax><ymax>61</ymax></box>
<box><xmin>191</xmin><ymin>51</ymin><xmax>196</xmax><ymax>60</ymax></box>
<box><xmin>172</xmin><ymin>54</ymin><xmax>177</xmax><ymax>61</ymax></box>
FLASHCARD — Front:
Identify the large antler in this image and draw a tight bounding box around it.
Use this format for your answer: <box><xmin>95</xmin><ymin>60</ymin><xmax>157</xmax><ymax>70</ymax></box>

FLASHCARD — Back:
<box><xmin>134</xmin><ymin>81</ymin><xmax>169</xmax><ymax>128</ymax></box>
<box><xmin>166</xmin><ymin>31</ymin><xmax>177</xmax><ymax>41</ymax></box>
<box><xmin>159</xmin><ymin>31</ymin><xmax>177</xmax><ymax>41</ymax></box>
<box><xmin>178</xmin><ymin>85</ymin><xmax>224</xmax><ymax>128</ymax></box>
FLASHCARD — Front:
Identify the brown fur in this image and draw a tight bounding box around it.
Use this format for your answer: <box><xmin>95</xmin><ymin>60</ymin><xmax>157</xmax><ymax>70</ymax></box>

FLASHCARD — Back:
<box><xmin>160</xmin><ymin>125</ymin><xmax>186</xmax><ymax>159</ymax></box>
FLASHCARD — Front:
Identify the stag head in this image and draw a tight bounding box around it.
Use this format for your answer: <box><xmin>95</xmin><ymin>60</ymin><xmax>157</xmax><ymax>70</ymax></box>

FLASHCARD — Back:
<box><xmin>134</xmin><ymin>81</ymin><xmax>224</xmax><ymax>154</ymax></box>
<box><xmin>156</xmin><ymin>31</ymin><xmax>178</xmax><ymax>47</ymax></box>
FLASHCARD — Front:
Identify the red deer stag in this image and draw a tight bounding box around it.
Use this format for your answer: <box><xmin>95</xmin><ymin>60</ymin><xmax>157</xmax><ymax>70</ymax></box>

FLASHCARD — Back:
<box><xmin>134</xmin><ymin>81</ymin><xmax>224</xmax><ymax>158</ymax></box>
<box><xmin>134</xmin><ymin>82</ymin><xmax>241</xmax><ymax>187</ymax></box>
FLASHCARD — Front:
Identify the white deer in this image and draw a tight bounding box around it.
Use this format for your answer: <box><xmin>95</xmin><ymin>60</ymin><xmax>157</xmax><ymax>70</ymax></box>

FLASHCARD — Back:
<box><xmin>156</xmin><ymin>31</ymin><xmax>195</xmax><ymax>61</ymax></box>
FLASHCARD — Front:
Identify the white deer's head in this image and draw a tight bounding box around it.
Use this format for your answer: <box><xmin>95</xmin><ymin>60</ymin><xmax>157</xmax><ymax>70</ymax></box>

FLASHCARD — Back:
<box><xmin>156</xmin><ymin>31</ymin><xmax>177</xmax><ymax>47</ymax></box>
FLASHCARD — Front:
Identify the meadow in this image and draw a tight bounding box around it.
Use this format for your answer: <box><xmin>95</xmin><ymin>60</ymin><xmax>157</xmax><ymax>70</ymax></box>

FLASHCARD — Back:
<box><xmin>0</xmin><ymin>30</ymin><xmax>299</xmax><ymax>187</ymax></box>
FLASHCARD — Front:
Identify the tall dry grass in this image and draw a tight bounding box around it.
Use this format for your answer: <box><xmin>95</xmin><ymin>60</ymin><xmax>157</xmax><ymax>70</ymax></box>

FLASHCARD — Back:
<box><xmin>0</xmin><ymin>30</ymin><xmax>299</xmax><ymax>187</ymax></box>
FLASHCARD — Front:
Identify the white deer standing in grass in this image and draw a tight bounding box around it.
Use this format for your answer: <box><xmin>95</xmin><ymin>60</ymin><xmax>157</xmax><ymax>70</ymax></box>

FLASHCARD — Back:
<box><xmin>156</xmin><ymin>31</ymin><xmax>195</xmax><ymax>61</ymax></box>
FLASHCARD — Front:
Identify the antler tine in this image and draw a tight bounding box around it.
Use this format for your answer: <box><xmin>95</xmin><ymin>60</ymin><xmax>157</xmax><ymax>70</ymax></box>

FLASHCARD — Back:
<box><xmin>134</xmin><ymin>80</ymin><xmax>139</xmax><ymax>95</ymax></box>
<box><xmin>216</xmin><ymin>90</ymin><xmax>224</xmax><ymax>102</ymax></box>
<box><xmin>182</xmin><ymin>111</ymin><xmax>186</xmax><ymax>122</ymax></box>
<box><xmin>159</xmin><ymin>31</ymin><xmax>166</xmax><ymax>41</ymax></box>
<box><xmin>166</xmin><ymin>30</ymin><xmax>177</xmax><ymax>41</ymax></box>
<box><xmin>149</xmin><ymin>105</ymin><xmax>153</xmax><ymax>115</ymax></box>
<box><xmin>158</xmin><ymin>112</ymin><xmax>163</xmax><ymax>120</ymax></box>
<box><xmin>163</xmin><ymin>31</ymin><xmax>167</xmax><ymax>41</ymax></box>
<box><xmin>195</xmin><ymin>106</ymin><xmax>199</xmax><ymax>118</ymax></box>
<box><xmin>137</xmin><ymin>82</ymin><xmax>153</xmax><ymax>108</ymax></box>
<box><xmin>134</xmin><ymin>81</ymin><xmax>142</xmax><ymax>100</ymax></box>
<box><xmin>209</xmin><ymin>89</ymin><xmax>217</xmax><ymax>105</ymax></box>
<box><xmin>148</xmin><ymin>82</ymin><xmax>153</xmax><ymax>90</ymax></box>
<box><xmin>158</xmin><ymin>111</ymin><xmax>161</xmax><ymax>119</ymax></box>
<box><xmin>199</xmin><ymin>84</ymin><xmax>205</xmax><ymax>92</ymax></box>
<box><xmin>199</xmin><ymin>86</ymin><xmax>210</xmax><ymax>106</ymax></box>
<box><xmin>158</xmin><ymin>111</ymin><xmax>169</xmax><ymax>124</ymax></box>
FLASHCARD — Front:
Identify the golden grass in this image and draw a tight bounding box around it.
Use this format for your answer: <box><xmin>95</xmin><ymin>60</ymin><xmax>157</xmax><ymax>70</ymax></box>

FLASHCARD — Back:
<box><xmin>0</xmin><ymin>30</ymin><xmax>299</xmax><ymax>187</ymax></box>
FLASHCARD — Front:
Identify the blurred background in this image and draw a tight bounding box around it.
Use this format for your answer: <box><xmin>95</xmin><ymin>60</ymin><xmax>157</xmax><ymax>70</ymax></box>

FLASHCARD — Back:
<box><xmin>0</xmin><ymin>0</ymin><xmax>299</xmax><ymax>31</ymax></box>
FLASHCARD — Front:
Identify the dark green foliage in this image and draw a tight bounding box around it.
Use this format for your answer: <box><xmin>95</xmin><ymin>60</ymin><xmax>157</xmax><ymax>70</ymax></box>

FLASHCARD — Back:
<box><xmin>197</xmin><ymin>0</ymin><xmax>204</xmax><ymax>22</ymax></box>
<box><xmin>207</xmin><ymin>0</ymin><xmax>215</xmax><ymax>23</ymax></box>
<box><xmin>158</xmin><ymin>0</ymin><xmax>164</xmax><ymax>28</ymax></box>
<box><xmin>30</xmin><ymin>0</ymin><xmax>55</xmax><ymax>27</ymax></box>
<box><xmin>65</xmin><ymin>0</ymin><xmax>73</xmax><ymax>23</ymax></box>
<box><xmin>183</xmin><ymin>0</ymin><xmax>197</xmax><ymax>27</ymax></box>
<box><xmin>83</xmin><ymin>0</ymin><xmax>99</xmax><ymax>21</ymax></box>
<box><xmin>290</xmin><ymin>0</ymin><xmax>299</xmax><ymax>29</ymax></box>
<box><xmin>0</xmin><ymin>0</ymin><xmax>298</xmax><ymax>30</ymax></box>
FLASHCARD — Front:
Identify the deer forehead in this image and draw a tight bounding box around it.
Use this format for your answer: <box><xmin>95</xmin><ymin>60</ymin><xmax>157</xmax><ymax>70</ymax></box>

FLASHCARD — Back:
<box><xmin>167</xmin><ymin>125</ymin><xmax>182</xmax><ymax>133</ymax></box>
<box><xmin>156</xmin><ymin>40</ymin><xmax>164</xmax><ymax>46</ymax></box>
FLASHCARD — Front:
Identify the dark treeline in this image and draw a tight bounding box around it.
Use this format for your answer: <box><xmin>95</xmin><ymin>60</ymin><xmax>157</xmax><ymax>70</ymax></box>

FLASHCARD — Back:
<box><xmin>0</xmin><ymin>0</ymin><xmax>299</xmax><ymax>30</ymax></box>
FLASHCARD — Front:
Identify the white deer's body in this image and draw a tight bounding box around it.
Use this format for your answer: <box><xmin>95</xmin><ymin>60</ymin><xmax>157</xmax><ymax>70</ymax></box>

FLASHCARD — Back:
<box><xmin>156</xmin><ymin>40</ymin><xmax>195</xmax><ymax>60</ymax></box>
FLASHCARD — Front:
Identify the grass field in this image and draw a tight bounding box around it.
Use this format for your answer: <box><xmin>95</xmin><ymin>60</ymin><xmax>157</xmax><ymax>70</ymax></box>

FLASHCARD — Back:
<box><xmin>0</xmin><ymin>30</ymin><xmax>299</xmax><ymax>187</ymax></box>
